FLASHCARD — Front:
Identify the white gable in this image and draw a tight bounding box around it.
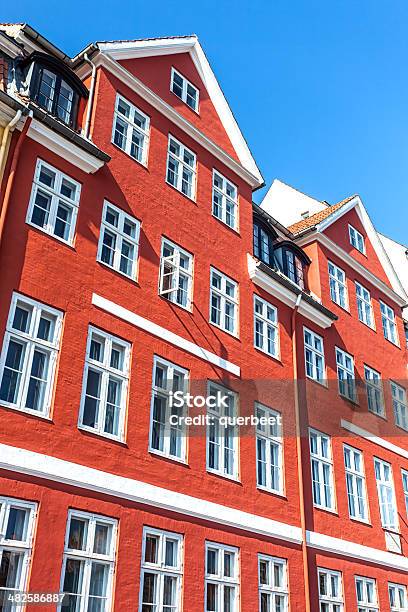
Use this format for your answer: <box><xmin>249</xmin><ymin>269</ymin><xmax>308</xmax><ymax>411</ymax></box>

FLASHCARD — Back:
<box><xmin>261</xmin><ymin>179</ymin><xmax>327</xmax><ymax>226</ymax></box>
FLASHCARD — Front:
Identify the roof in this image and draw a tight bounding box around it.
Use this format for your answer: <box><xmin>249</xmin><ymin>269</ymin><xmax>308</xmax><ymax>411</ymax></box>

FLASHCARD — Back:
<box><xmin>288</xmin><ymin>195</ymin><xmax>357</xmax><ymax>235</ymax></box>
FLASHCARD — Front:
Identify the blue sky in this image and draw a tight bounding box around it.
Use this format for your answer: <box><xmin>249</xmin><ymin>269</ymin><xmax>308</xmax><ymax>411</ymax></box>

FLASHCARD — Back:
<box><xmin>4</xmin><ymin>0</ymin><xmax>408</xmax><ymax>243</ymax></box>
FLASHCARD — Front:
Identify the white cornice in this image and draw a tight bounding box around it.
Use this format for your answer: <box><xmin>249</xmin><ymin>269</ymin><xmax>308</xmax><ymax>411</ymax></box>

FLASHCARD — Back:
<box><xmin>341</xmin><ymin>419</ymin><xmax>408</xmax><ymax>460</ymax></box>
<box><xmin>78</xmin><ymin>52</ymin><xmax>262</xmax><ymax>188</ymax></box>
<box><xmin>27</xmin><ymin>119</ymin><xmax>105</xmax><ymax>174</ymax></box>
<box><xmin>296</xmin><ymin>232</ymin><xmax>407</xmax><ymax>308</ymax></box>
<box><xmin>0</xmin><ymin>442</ymin><xmax>301</xmax><ymax>544</ymax></box>
<box><xmin>247</xmin><ymin>255</ymin><xmax>335</xmax><ymax>329</ymax></box>
<box><xmin>0</xmin><ymin>33</ymin><xmax>22</xmax><ymax>58</ymax></box>
<box><xmin>92</xmin><ymin>293</ymin><xmax>240</xmax><ymax>376</ymax></box>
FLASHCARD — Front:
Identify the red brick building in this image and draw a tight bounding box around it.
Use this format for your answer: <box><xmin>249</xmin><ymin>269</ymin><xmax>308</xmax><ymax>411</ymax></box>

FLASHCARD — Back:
<box><xmin>0</xmin><ymin>23</ymin><xmax>407</xmax><ymax>612</ymax></box>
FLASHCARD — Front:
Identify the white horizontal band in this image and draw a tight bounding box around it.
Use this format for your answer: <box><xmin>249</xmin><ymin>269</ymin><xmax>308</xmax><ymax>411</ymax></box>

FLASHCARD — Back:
<box><xmin>341</xmin><ymin>419</ymin><xmax>408</xmax><ymax>460</ymax></box>
<box><xmin>0</xmin><ymin>443</ymin><xmax>301</xmax><ymax>544</ymax></box>
<box><xmin>92</xmin><ymin>293</ymin><xmax>240</xmax><ymax>376</ymax></box>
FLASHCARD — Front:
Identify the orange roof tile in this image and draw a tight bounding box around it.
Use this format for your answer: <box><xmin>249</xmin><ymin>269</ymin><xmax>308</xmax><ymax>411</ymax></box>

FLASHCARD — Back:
<box><xmin>288</xmin><ymin>195</ymin><xmax>357</xmax><ymax>235</ymax></box>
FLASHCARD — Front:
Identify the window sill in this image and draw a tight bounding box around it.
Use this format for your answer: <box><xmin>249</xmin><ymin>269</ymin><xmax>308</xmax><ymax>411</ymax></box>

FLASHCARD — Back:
<box><xmin>159</xmin><ymin>294</ymin><xmax>193</xmax><ymax>314</ymax></box>
<box><xmin>209</xmin><ymin>320</ymin><xmax>239</xmax><ymax>341</ymax></box>
<box><xmin>358</xmin><ymin>319</ymin><xmax>377</xmax><ymax>333</ymax></box>
<box><xmin>111</xmin><ymin>141</ymin><xmax>149</xmax><ymax>171</ymax></box>
<box><xmin>78</xmin><ymin>425</ymin><xmax>127</xmax><ymax>446</ymax></box>
<box><xmin>349</xmin><ymin>516</ymin><xmax>371</xmax><ymax>527</ymax></box>
<box><xmin>338</xmin><ymin>392</ymin><xmax>359</xmax><ymax>408</ymax></box>
<box><xmin>367</xmin><ymin>409</ymin><xmax>387</xmax><ymax>421</ymax></box>
<box><xmin>313</xmin><ymin>504</ymin><xmax>338</xmax><ymax>516</ymax></box>
<box><xmin>256</xmin><ymin>485</ymin><xmax>286</xmax><ymax>499</ymax></box>
<box><xmin>26</xmin><ymin>221</ymin><xmax>76</xmax><ymax>250</ymax></box>
<box><xmin>211</xmin><ymin>212</ymin><xmax>240</xmax><ymax>236</ymax></box>
<box><xmin>383</xmin><ymin>336</ymin><xmax>401</xmax><ymax>350</ymax></box>
<box><xmin>207</xmin><ymin>468</ymin><xmax>241</xmax><ymax>484</ymax></box>
<box><xmin>148</xmin><ymin>448</ymin><xmax>188</xmax><ymax>466</ymax></box>
<box><xmin>0</xmin><ymin>402</ymin><xmax>53</xmax><ymax>421</ymax></box>
<box><xmin>305</xmin><ymin>375</ymin><xmax>328</xmax><ymax>389</ymax></box>
<box><xmin>254</xmin><ymin>345</ymin><xmax>282</xmax><ymax>364</ymax></box>
<box><xmin>165</xmin><ymin>179</ymin><xmax>197</xmax><ymax>204</ymax></box>
<box><xmin>330</xmin><ymin>299</ymin><xmax>350</xmax><ymax>315</ymax></box>
<box><xmin>97</xmin><ymin>259</ymin><xmax>139</xmax><ymax>285</ymax></box>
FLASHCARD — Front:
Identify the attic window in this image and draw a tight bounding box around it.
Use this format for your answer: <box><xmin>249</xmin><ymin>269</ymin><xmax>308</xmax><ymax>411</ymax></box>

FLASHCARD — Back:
<box><xmin>348</xmin><ymin>225</ymin><xmax>365</xmax><ymax>254</ymax></box>
<box><xmin>301</xmin><ymin>210</ymin><xmax>310</xmax><ymax>219</ymax></box>
<box><xmin>171</xmin><ymin>68</ymin><xmax>199</xmax><ymax>112</ymax></box>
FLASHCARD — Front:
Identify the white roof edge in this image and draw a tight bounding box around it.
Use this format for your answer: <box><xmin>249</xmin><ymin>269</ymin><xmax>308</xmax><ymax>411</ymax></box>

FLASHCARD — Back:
<box><xmin>96</xmin><ymin>36</ymin><xmax>263</xmax><ymax>185</ymax></box>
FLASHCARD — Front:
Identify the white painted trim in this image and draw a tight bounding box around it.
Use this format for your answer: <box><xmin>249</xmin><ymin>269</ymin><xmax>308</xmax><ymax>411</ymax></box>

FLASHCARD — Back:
<box><xmin>306</xmin><ymin>530</ymin><xmax>408</xmax><ymax>572</ymax></box>
<box><xmin>84</xmin><ymin>53</ymin><xmax>261</xmax><ymax>188</ymax></box>
<box><xmin>0</xmin><ymin>442</ymin><xmax>301</xmax><ymax>544</ymax></box>
<box><xmin>341</xmin><ymin>419</ymin><xmax>408</xmax><ymax>461</ymax></box>
<box><xmin>27</xmin><ymin>119</ymin><xmax>105</xmax><ymax>174</ymax></box>
<box><xmin>92</xmin><ymin>37</ymin><xmax>263</xmax><ymax>184</ymax></box>
<box><xmin>92</xmin><ymin>293</ymin><xmax>240</xmax><ymax>376</ymax></box>
<box><xmin>247</xmin><ymin>255</ymin><xmax>335</xmax><ymax>329</ymax></box>
<box><xmin>296</xmin><ymin>232</ymin><xmax>407</xmax><ymax>308</ymax></box>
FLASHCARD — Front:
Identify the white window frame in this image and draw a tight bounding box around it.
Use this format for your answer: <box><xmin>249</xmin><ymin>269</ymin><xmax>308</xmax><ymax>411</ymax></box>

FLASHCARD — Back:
<box><xmin>253</xmin><ymin>295</ymin><xmax>279</xmax><ymax>359</ymax></box>
<box><xmin>159</xmin><ymin>238</ymin><xmax>193</xmax><ymax>310</ymax></box>
<box><xmin>328</xmin><ymin>261</ymin><xmax>348</xmax><ymax>310</ymax></box>
<box><xmin>343</xmin><ymin>445</ymin><xmax>369</xmax><ymax>523</ymax></box>
<box><xmin>207</xmin><ymin>381</ymin><xmax>239</xmax><ymax>480</ymax></box>
<box><xmin>355</xmin><ymin>576</ymin><xmax>379</xmax><ymax>611</ymax></box>
<box><xmin>309</xmin><ymin>429</ymin><xmax>335</xmax><ymax>512</ymax></box>
<box><xmin>149</xmin><ymin>356</ymin><xmax>189</xmax><ymax>463</ymax></box>
<box><xmin>59</xmin><ymin>510</ymin><xmax>117</xmax><ymax>612</ymax></box>
<box><xmin>139</xmin><ymin>526</ymin><xmax>183</xmax><ymax>612</ymax></box>
<box><xmin>205</xmin><ymin>542</ymin><xmax>239</xmax><ymax>612</ymax></box>
<box><xmin>304</xmin><ymin>328</ymin><xmax>325</xmax><ymax>385</ymax></box>
<box><xmin>97</xmin><ymin>200</ymin><xmax>140</xmax><ymax>280</ymax></box>
<box><xmin>380</xmin><ymin>300</ymin><xmax>399</xmax><ymax>345</ymax></box>
<box><xmin>0</xmin><ymin>293</ymin><xmax>63</xmax><ymax>418</ymax></box>
<box><xmin>364</xmin><ymin>366</ymin><xmax>385</xmax><ymax>417</ymax></box>
<box><xmin>335</xmin><ymin>347</ymin><xmax>356</xmax><ymax>402</ymax></box>
<box><xmin>258</xmin><ymin>555</ymin><xmax>288</xmax><ymax>612</ymax></box>
<box><xmin>349</xmin><ymin>224</ymin><xmax>366</xmax><ymax>254</ymax></box>
<box><xmin>0</xmin><ymin>496</ymin><xmax>37</xmax><ymax>609</ymax></box>
<box><xmin>170</xmin><ymin>67</ymin><xmax>199</xmax><ymax>112</ymax></box>
<box><xmin>392</xmin><ymin>382</ymin><xmax>408</xmax><ymax>431</ymax></box>
<box><xmin>111</xmin><ymin>93</ymin><xmax>150</xmax><ymax>165</ymax></box>
<box><xmin>27</xmin><ymin>158</ymin><xmax>81</xmax><ymax>246</ymax></box>
<box><xmin>78</xmin><ymin>326</ymin><xmax>131</xmax><ymax>442</ymax></box>
<box><xmin>355</xmin><ymin>282</ymin><xmax>375</xmax><ymax>329</ymax></box>
<box><xmin>318</xmin><ymin>568</ymin><xmax>344</xmax><ymax>611</ymax></box>
<box><xmin>212</xmin><ymin>170</ymin><xmax>239</xmax><ymax>230</ymax></box>
<box><xmin>166</xmin><ymin>134</ymin><xmax>197</xmax><ymax>200</ymax></box>
<box><xmin>255</xmin><ymin>403</ymin><xmax>284</xmax><ymax>495</ymax></box>
<box><xmin>374</xmin><ymin>457</ymin><xmax>399</xmax><ymax>532</ymax></box>
<box><xmin>389</xmin><ymin>583</ymin><xmax>408</xmax><ymax>612</ymax></box>
<box><xmin>402</xmin><ymin>470</ymin><xmax>408</xmax><ymax>518</ymax></box>
<box><xmin>210</xmin><ymin>268</ymin><xmax>239</xmax><ymax>337</ymax></box>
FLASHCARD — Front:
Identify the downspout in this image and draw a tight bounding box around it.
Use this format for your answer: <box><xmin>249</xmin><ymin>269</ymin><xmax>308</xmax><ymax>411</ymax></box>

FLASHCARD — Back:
<box><xmin>291</xmin><ymin>292</ymin><xmax>311</xmax><ymax>612</ymax></box>
<box><xmin>83</xmin><ymin>53</ymin><xmax>97</xmax><ymax>140</ymax></box>
<box><xmin>0</xmin><ymin>114</ymin><xmax>32</xmax><ymax>247</ymax></box>
<box><xmin>0</xmin><ymin>109</ymin><xmax>22</xmax><ymax>186</ymax></box>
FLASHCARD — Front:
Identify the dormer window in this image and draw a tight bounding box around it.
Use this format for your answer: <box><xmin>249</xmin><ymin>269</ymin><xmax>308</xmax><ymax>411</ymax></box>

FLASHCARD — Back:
<box><xmin>37</xmin><ymin>69</ymin><xmax>74</xmax><ymax>124</ymax></box>
<box><xmin>253</xmin><ymin>221</ymin><xmax>274</xmax><ymax>266</ymax></box>
<box><xmin>274</xmin><ymin>242</ymin><xmax>310</xmax><ymax>290</ymax></box>
<box><xmin>171</xmin><ymin>68</ymin><xmax>199</xmax><ymax>112</ymax></box>
<box><xmin>285</xmin><ymin>249</ymin><xmax>305</xmax><ymax>290</ymax></box>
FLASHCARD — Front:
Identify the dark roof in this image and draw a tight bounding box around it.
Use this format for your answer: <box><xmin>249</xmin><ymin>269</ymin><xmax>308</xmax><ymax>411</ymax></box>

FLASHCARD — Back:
<box><xmin>288</xmin><ymin>195</ymin><xmax>357</xmax><ymax>235</ymax></box>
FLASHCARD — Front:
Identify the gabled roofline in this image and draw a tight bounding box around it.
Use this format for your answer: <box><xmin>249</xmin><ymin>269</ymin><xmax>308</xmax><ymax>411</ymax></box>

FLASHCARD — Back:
<box><xmin>75</xmin><ymin>36</ymin><xmax>263</xmax><ymax>186</ymax></box>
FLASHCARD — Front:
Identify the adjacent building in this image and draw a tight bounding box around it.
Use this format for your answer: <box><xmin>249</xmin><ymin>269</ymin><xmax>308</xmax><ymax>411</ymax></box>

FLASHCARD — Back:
<box><xmin>0</xmin><ymin>23</ymin><xmax>407</xmax><ymax>612</ymax></box>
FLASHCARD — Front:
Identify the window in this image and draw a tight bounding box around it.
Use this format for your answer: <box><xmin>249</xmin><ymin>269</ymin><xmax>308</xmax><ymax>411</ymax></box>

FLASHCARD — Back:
<box><xmin>0</xmin><ymin>497</ymin><xmax>37</xmax><ymax>604</ymax></box>
<box><xmin>364</xmin><ymin>366</ymin><xmax>384</xmax><ymax>416</ymax></box>
<box><xmin>380</xmin><ymin>301</ymin><xmax>399</xmax><ymax>345</ymax></box>
<box><xmin>328</xmin><ymin>262</ymin><xmax>348</xmax><ymax>309</ymax></box>
<box><xmin>60</xmin><ymin>511</ymin><xmax>117</xmax><ymax>612</ymax></box>
<box><xmin>335</xmin><ymin>348</ymin><xmax>356</xmax><ymax>402</ymax></box>
<box><xmin>349</xmin><ymin>225</ymin><xmax>365</xmax><ymax>254</ymax></box>
<box><xmin>78</xmin><ymin>327</ymin><xmax>130</xmax><ymax>441</ymax></box>
<box><xmin>318</xmin><ymin>568</ymin><xmax>344</xmax><ymax>612</ymax></box>
<box><xmin>33</xmin><ymin>66</ymin><xmax>77</xmax><ymax>126</ymax></box>
<box><xmin>0</xmin><ymin>293</ymin><xmax>62</xmax><ymax>417</ymax></box>
<box><xmin>258</xmin><ymin>555</ymin><xmax>288</xmax><ymax>612</ymax></box>
<box><xmin>253</xmin><ymin>222</ymin><xmax>274</xmax><ymax>266</ymax></box>
<box><xmin>210</xmin><ymin>268</ymin><xmax>238</xmax><ymax>336</ymax></box>
<box><xmin>159</xmin><ymin>239</ymin><xmax>193</xmax><ymax>310</ymax></box>
<box><xmin>139</xmin><ymin>527</ymin><xmax>183</xmax><ymax>612</ymax></box>
<box><xmin>344</xmin><ymin>445</ymin><xmax>368</xmax><ymax>522</ymax></box>
<box><xmin>309</xmin><ymin>429</ymin><xmax>335</xmax><ymax>511</ymax></box>
<box><xmin>27</xmin><ymin>159</ymin><xmax>81</xmax><ymax>245</ymax></box>
<box><xmin>112</xmin><ymin>94</ymin><xmax>150</xmax><ymax>164</ymax></box>
<box><xmin>374</xmin><ymin>458</ymin><xmax>398</xmax><ymax>531</ymax></box>
<box><xmin>254</xmin><ymin>296</ymin><xmax>279</xmax><ymax>359</ymax></box>
<box><xmin>285</xmin><ymin>249</ymin><xmax>305</xmax><ymax>289</ymax></box>
<box><xmin>255</xmin><ymin>403</ymin><xmax>283</xmax><ymax>494</ymax></box>
<box><xmin>389</xmin><ymin>583</ymin><xmax>408</xmax><ymax>611</ymax></box>
<box><xmin>355</xmin><ymin>282</ymin><xmax>374</xmax><ymax>329</ymax></box>
<box><xmin>355</xmin><ymin>577</ymin><xmax>378</xmax><ymax>612</ymax></box>
<box><xmin>402</xmin><ymin>470</ymin><xmax>408</xmax><ymax>517</ymax></box>
<box><xmin>171</xmin><ymin>68</ymin><xmax>199</xmax><ymax>112</ymax></box>
<box><xmin>97</xmin><ymin>201</ymin><xmax>140</xmax><ymax>280</ymax></box>
<box><xmin>166</xmin><ymin>136</ymin><xmax>196</xmax><ymax>199</ymax></box>
<box><xmin>304</xmin><ymin>328</ymin><xmax>325</xmax><ymax>384</ymax></box>
<box><xmin>149</xmin><ymin>357</ymin><xmax>189</xmax><ymax>462</ymax></box>
<box><xmin>205</xmin><ymin>542</ymin><xmax>239</xmax><ymax>612</ymax></box>
<box><xmin>392</xmin><ymin>382</ymin><xmax>408</xmax><ymax>430</ymax></box>
<box><xmin>212</xmin><ymin>171</ymin><xmax>238</xmax><ymax>230</ymax></box>
<box><xmin>207</xmin><ymin>382</ymin><xmax>239</xmax><ymax>479</ymax></box>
